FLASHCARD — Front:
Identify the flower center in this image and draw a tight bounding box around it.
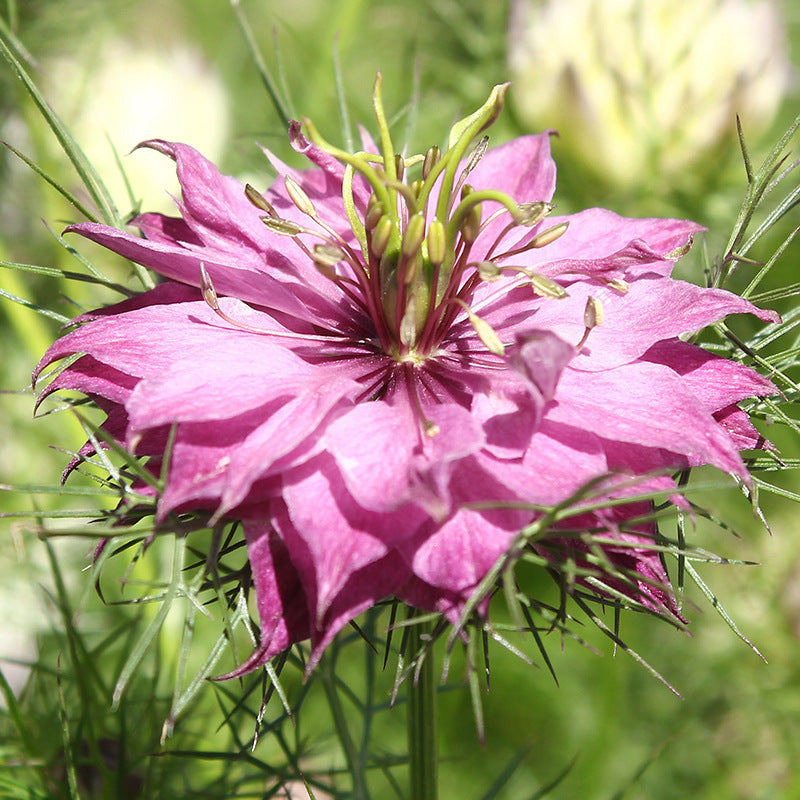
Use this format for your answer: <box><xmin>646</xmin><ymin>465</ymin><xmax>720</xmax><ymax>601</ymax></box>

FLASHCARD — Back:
<box><xmin>250</xmin><ymin>76</ymin><xmax>570</xmax><ymax>362</ymax></box>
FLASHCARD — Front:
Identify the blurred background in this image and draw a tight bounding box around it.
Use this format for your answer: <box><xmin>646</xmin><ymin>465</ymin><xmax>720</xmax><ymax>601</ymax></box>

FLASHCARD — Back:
<box><xmin>2</xmin><ymin>1</ymin><xmax>800</xmax><ymax>797</ymax></box>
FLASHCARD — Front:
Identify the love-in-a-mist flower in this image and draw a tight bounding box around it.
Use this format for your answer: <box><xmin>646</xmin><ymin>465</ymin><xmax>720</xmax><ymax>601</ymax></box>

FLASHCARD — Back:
<box><xmin>36</xmin><ymin>79</ymin><xmax>778</xmax><ymax>674</ymax></box>
<box><xmin>508</xmin><ymin>0</ymin><xmax>791</xmax><ymax>191</ymax></box>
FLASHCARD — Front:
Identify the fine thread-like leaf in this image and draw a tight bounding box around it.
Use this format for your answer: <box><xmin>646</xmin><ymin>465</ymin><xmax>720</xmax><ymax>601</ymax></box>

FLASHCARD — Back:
<box><xmin>0</xmin><ymin>32</ymin><xmax>120</xmax><ymax>226</ymax></box>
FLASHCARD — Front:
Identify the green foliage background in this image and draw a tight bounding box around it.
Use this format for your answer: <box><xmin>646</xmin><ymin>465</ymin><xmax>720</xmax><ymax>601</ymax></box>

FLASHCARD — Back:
<box><xmin>3</xmin><ymin>1</ymin><xmax>800</xmax><ymax>798</ymax></box>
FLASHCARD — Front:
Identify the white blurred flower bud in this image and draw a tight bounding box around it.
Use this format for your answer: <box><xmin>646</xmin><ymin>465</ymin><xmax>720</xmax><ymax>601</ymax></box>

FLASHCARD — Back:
<box><xmin>508</xmin><ymin>0</ymin><xmax>792</xmax><ymax>190</ymax></box>
<box><xmin>44</xmin><ymin>35</ymin><xmax>230</xmax><ymax>212</ymax></box>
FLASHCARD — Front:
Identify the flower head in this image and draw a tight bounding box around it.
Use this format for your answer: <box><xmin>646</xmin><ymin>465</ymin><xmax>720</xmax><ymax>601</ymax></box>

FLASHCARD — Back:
<box><xmin>508</xmin><ymin>0</ymin><xmax>791</xmax><ymax>190</ymax></box>
<box><xmin>36</xmin><ymin>79</ymin><xmax>778</xmax><ymax>674</ymax></box>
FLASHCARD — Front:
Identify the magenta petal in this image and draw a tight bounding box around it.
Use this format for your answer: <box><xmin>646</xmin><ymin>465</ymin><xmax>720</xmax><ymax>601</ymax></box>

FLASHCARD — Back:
<box><xmin>470</xmin><ymin>133</ymin><xmax>557</xmax><ymax>203</ymax></box>
<box><xmin>399</xmin><ymin>508</ymin><xmax>522</xmax><ymax>597</ymax></box>
<box><xmin>528</xmin><ymin>209</ymin><xmax>704</xmax><ymax>277</ymax></box>
<box><xmin>509</xmin><ymin>329</ymin><xmax>575</xmax><ymax>400</ymax></box>
<box><xmin>550</xmin><ymin>361</ymin><xmax>748</xmax><ymax>476</ymax></box>
<box><xmin>217</xmin><ymin>522</ymin><xmax>312</xmax><ymax>679</ymax></box>
<box><xmin>642</xmin><ymin>338</ymin><xmax>777</xmax><ymax>410</ymax></box>
<box><xmin>134</xmin><ymin>139</ymin><xmax>272</xmax><ymax>252</ymax></box>
<box><xmin>66</xmin><ymin>223</ymin><xmax>315</xmax><ymax>321</ymax></box>
<box><xmin>278</xmin><ymin>455</ymin><xmax>424</xmax><ymax>621</ymax></box>
<box><xmin>40</xmin><ymin>118</ymin><xmax>779</xmax><ymax>677</ymax></box>
<box><xmin>324</xmin><ymin>397</ymin><xmax>484</xmax><ymax>514</ymax></box>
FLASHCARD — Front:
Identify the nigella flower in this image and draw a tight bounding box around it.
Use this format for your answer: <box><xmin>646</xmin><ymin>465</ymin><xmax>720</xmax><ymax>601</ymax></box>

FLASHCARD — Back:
<box><xmin>36</xmin><ymin>80</ymin><xmax>777</xmax><ymax>675</ymax></box>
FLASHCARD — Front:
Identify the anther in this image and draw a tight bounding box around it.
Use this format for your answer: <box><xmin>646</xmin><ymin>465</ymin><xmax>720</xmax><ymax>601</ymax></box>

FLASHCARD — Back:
<box><xmin>453</xmin><ymin>136</ymin><xmax>489</xmax><ymax>199</ymax></box>
<box><xmin>530</xmin><ymin>273</ymin><xmax>568</xmax><ymax>298</ymax></box>
<box><xmin>245</xmin><ymin>184</ymin><xmax>277</xmax><ymax>217</ymax></box>
<box><xmin>459</xmin><ymin>185</ymin><xmax>482</xmax><ymax>245</ymax></box>
<box><xmin>423</xmin><ymin>145</ymin><xmax>441</xmax><ymax>180</ymax></box>
<box><xmin>514</xmin><ymin>201</ymin><xmax>552</xmax><ymax>227</ymax></box>
<box><xmin>365</xmin><ymin>195</ymin><xmax>385</xmax><ymax>231</ymax></box>
<box><xmin>199</xmin><ymin>263</ymin><xmax>220</xmax><ymax>310</ymax></box>
<box><xmin>453</xmin><ymin>298</ymin><xmax>505</xmax><ymax>356</ymax></box>
<box><xmin>399</xmin><ymin>296</ymin><xmax>418</xmax><ymax>347</ymax></box>
<box><xmin>465</xmin><ymin>136</ymin><xmax>489</xmax><ymax>175</ymax></box>
<box><xmin>427</xmin><ymin>219</ymin><xmax>447</xmax><ymax>267</ymax></box>
<box><xmin>285</xmin><ymin>175</ymin><xmax>316</xmax><ymax>217</ymax></box>
<box><xmin>262</xmin><ymin>217</ymin><xmax>304</xmax><ymax>236</ymax></box>
<box><xmin>424</xmin><ymin>420</ymin><xmax>440</xmax><ymax>438</ymax></box>
<box><xmin>371</xmin><ymin>215</ymin><xmax>395</xmax><ymax>259</ymax></box>
<box><xmin>584</xmin><ymin>295</ymin><xmax>604</xmax><ymax>328</ymax></box>
<box><xmin>602</xmin><ymin>277</ymin><xmax>630</xmax><ymax>293</ymax></box>
<box><xmin>529</xmin><ymin>221</ymin><xmax>569</xmax><ymax>248</ymax></box>
<box><xmin>577</xmin><ymin>295</ymin><xmax>604</xmax><ymax>350</ymax></box>
<box><xmin>313</xmin><ymin>244</ymin><xmax>345</xmax><ymax>269</ymax></box>
<box><xmin>476</xmin><ymin>261</ymin><xmax>502</xmax><ymax>281</ymax></box>
<box><xmin>394</xmin><ymin>153</ymin><xmax>405</xmax><ymax>182</ymax></box>
<box><xmin>402</xmin><ymin>213</ymin><xmax>426</xmax><ymax>260</ymax></box>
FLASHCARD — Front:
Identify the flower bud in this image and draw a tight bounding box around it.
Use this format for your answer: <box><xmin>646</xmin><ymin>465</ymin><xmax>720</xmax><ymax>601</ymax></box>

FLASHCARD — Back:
<box><xmin>509</xmin><ymin>0</ymin><xmax>791</xmax><ymax>190</ymax></box>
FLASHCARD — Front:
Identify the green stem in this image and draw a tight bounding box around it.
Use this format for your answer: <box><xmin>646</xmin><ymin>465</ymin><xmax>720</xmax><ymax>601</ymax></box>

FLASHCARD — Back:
<box><xmin>408</xmin><ymin>620</ymin><xmax>438</xmax><ymax>800</ymax></box>
<box><xmin>319</xmin><ymin>643</ymin><xmax>370</xmax><ymax>800</ymax></box>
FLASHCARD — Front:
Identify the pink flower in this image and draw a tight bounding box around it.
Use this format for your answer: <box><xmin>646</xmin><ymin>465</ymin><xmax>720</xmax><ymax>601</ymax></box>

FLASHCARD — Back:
<box><xmin>36</xmin><ymin>84</ymin><xmax>777</xmax><ymax>674</ymax></box>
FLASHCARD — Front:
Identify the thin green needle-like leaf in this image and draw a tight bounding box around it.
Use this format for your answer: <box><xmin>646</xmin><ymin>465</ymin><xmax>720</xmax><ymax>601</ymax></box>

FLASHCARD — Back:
<box><xmin>0</xmin><ymin>285</ymin><xmax>70</xmax><ymax>323</ymax></box>
<box><xmin>56</xmin><ymin>663</ymin><xmax>84</xmax><ymax>800</ymax></box>
<box><xmin>0</xmin><ymin>258</ymin><xmax>134</xmax><ymax>295</ymax></box>
<box><xmin>0</xmin><ymin>667</ymin><xmax>36</xmax><ymax>754</ymax></box>
<box><xmin>3</xmin><ymin>141</ymin><xmax>99</xmax><ymax>221</ymax></box>
<box><xmin>477</xmin><ymin>745</ymin><xmax>534</xmax><ymax>800</ymax></box>
<box><xmin>0</xmin><ymin>32</ymin><xmax>119</xmax><ymax>226</ymax></box>
<box><xmin>230</xmin><ymin>0</ymin><xmax>291</xmax><ymax>127</ymax></box>
<box><xmin>113</xmin><ymin>536</ymin><xmax>186</xmax><ymax>709</ymax></box>
<box><xmin>683</xmin><ymin>559</ymin><xmax>766</xmax><ymax>661</ymax></box>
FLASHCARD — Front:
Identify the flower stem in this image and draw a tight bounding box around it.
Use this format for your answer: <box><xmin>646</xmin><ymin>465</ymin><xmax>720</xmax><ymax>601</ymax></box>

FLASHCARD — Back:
<box><xmin>319</xmin><ymin>642</ymin><xmax>370</xmax><ymax>800</ymax></box>
<box><xmin>407</xmin><ymin>619</ymin><xmax>438</xmax><ymax>800</ymax></box>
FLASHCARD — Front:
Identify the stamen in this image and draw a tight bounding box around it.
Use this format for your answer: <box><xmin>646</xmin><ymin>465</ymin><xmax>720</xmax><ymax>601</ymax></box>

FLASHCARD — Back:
<box><xmin>529</xmin><ymin>221</ymin><xmax>569</xmax><ymax>248</ymax></box>
<box><xmin>199</xmin><ymin>263</ymin><xmax>357</xmax><ymax>344</ymax></box>
<box><xmin>452</xmin><ymin>298</ymin><xmax>505</xmax><ymax>356</ymax></box>
<box><xmin>262</xmin><ymin>217</ymin><xmax>305</xmax><ymax>236</ymax></box>
<box><xmin>601</xmin><ymin>277</ymin><xmax>630</xmax><ymax>293</ymax></box>
<box><xmin>576</xmin><ymin>295</ymin><xmax>604</xmax><ymax>349</ymax></box>
<box><xmin>284</xmin><ymin>175</ymin><xmax>316</xmax><ymax>217</ymax></box>
<box><xmin>399</xmin><ymin>295</ymin><xmax>418</xmax><ymax>347</ymax></box>
<box><xmin>423</xmin><ymin>145</ymin><xmax>441</xmax><ymax>179</ymax></box>
<box><xmin>529</xmin><ymin>273</ymin><xmax>568</xmax><ymax>298</ymax></box>
<box><xmin>584</xmin><ymin>295</ymin><xmax>604</xmax><ymax>328</ymax></box>
<box><xmin>401</xmin><ymin>213</ymin><xmax>426</xmax><ymax>260</ymax></box>
<box><xmin>427</xmin><ymin>219</ymin><xmax>447</xmax><ymax>267</ymax></box>
<box><xmin>493</xmin><ymin>221</ymin><xmax>569</xmax><ymax>261</ymax></box>
<box><xmin>403</xmin><ymin>362</ymin><xmax>441</xmax><ymax>440</ymax></box>
<box><xmin>244</xmin><ymin>183</ymin><xmax>277</xmax><ymax>216</ymax></box>
<box><xmin>370</xmin><ymin>215</ymin><xmax>395</xmax><ymax>258</ymax></box>
<box><xmin>476</xmin><ymin>261</ymin><xmax>502</xmax><ymax>281</ymax></box>
<box><xmin>313</xmin><ymin>243</ymin><xmax>346</xmax><ymax>269</ymax></box>
<box><xmin>514</xmin><ymin>201</ymin><xmax>552</xmax><ymax>227</ymax></box>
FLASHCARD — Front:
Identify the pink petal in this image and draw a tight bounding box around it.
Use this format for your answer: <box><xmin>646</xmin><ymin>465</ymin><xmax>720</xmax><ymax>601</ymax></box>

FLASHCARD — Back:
<box><xmin>277</xmin><ymin>455</ymin><xmax>423</xmax><ymax>621</ymax></box>
<box><xmin>549</xmin><ymin>361</ymin><xmax>748</xmax><ymax>476</ymax></box>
